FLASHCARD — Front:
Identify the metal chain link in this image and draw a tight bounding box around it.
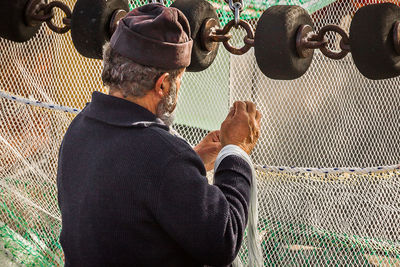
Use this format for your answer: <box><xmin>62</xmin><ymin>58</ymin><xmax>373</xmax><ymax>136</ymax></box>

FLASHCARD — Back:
<box><xmin>26</xmin><ymin>0</ymin><xmax>53</xmax><ymax>22</ymax></box>
<box><xmin>303</xmin><ymin>25</ymin><xmax>351</xmax><ymax>60</ymax></box>
<box><xmin>44</xmin><ymin>1</ymin><xmax>72</xmax><ymax>34</ymax></box>
<box><xmin>215</xmin><ymin>19</ymin><xmax>254</xmax><ymax>55</ymax></box>
<box><xmin>26</xmin><ymin>0</ymin><xmax>72</xmax><ymax>34</ymax></box>
<box><xmin>213</xmin><ymin>0</ymin><xmax>254</xmax><ymax>55</ymax></box>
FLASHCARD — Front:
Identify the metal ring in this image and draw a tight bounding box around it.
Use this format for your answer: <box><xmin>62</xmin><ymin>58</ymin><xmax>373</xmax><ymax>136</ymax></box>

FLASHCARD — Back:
<box><xmin>44</xmin><ymin>1</ymin><xmax>72</xmax><ymax>34</ymax></box>
<box><xmin>317</xmin><ymin>24</ymin><xmax>350</xmax><ymax>60</ymax></box>
<box><xmin>109</xmin><ymin>9</ymin><xmax>128</xmax><ymax>35</ymax></box>
<box><xmin>25</xmin><ymin>0</ymin><xmax>52</xmax><ymax>26</ymax></box>
<box><xmin>303</xmin><ymin>34</ymin><xmax>328</xmax><ymax>50</ymax></box>
<box><xmin>220</xmin><ymin>19</ymin><xmax>254</xmax><ymax>55</ymax></box>
<box><xmin>30</xmin><ymin>6</ymin><xmax>53</xmax><ymax>22</ymax></box>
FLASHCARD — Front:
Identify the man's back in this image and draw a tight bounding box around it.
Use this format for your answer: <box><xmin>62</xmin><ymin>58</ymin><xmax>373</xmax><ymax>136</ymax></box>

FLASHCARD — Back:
<box><xmin>57</xmin><ymin>92</ymin><xmax>254</xmax><ymax>266</ymax></box>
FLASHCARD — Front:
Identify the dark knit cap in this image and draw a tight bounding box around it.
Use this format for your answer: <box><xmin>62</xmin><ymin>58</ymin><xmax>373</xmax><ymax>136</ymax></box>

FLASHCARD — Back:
<box><xmin>110</xmin><ymin>3</ymin><xmax>193</xmax><ymax>70</ymax></box>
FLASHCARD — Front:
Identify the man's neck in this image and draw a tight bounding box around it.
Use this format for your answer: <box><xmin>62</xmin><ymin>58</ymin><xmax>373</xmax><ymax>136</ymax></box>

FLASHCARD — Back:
<box><xmin>108</xmin><ymin>89</ymin><xmax>158</xmax><ymax>115</ymax></box>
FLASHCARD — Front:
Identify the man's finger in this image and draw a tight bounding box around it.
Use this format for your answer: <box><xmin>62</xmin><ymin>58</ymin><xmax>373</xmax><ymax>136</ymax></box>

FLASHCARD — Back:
<box><xmin>234</xmin><ymin>101</ymin><xmax>246</xmax><ymax>114</ymax></box>
<box><xmin>227</xmin><ymin>106</ymin><xmax>235</xmax><ymax>118</ymax></box>
<box><xmin>212</xmin><ymin>130</ymin><xmax>221</xmax><ymax>142</ymax></box>
<box><xmin>255</xmin><ymin>110</ymin><xmax>262</xmax><ymax>124</ymax></box>
<box><xmin>245</xmin><ymin>101</ymin><xmax>256</xmax><ymax>116</ymax></box>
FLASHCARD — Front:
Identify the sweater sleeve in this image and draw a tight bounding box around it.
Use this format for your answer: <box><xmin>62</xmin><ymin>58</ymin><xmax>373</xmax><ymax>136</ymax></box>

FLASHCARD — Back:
<box><xmin>155</xmin><ymin>148</ymin><xmax>252</xmax><ymax>266</ymax></box>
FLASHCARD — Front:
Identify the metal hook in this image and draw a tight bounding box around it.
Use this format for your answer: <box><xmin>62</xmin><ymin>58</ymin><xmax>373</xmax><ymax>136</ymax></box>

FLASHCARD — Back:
<box><xmin>228</xmin><ymin>0</ymin><xmax>243</xmax><ymax>26</ymax></box>
<box><xmin>150</xmin><ymin>0</ymin><xmax>164</xmax><ymax>5</ymax></box>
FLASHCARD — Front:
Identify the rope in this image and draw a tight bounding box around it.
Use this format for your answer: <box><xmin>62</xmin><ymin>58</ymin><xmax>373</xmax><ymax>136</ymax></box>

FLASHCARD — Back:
<box><xmin>256</xmin><ymin>164</ymin><xmax>400</xmax><ymax>175</ymax></box>
<box><xmin>1</xmin><ymin>89</ymin><xmax>399</xmax><ymax>175</ymax></box>
<box><xmin>244</xmin><ymin>159</ymin><xmax>263</xmax><ymax>267</ymax></box>
<box><xmin>214</xmin><ymin>145</ymin><xmax>263</xmax><ymax>267</ymax></box>
<box><xmin>0</xmin><ymin>90</ymin><xmax>81</xmax><ymax>114</ymax></box>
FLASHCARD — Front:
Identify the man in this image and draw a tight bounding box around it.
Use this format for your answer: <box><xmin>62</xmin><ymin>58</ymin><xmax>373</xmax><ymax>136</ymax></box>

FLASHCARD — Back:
<box><xmin>57</xmin><ymin>3</ymin><xmax>261</xmax><ymax>266</ymax></box>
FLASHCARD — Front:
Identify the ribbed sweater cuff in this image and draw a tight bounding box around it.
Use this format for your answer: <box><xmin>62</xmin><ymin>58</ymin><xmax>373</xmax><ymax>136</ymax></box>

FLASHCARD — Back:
<box><xmin>214</xmin><ymin>145</ymin><xmax>252</xmax><ymax>173</ymax></box>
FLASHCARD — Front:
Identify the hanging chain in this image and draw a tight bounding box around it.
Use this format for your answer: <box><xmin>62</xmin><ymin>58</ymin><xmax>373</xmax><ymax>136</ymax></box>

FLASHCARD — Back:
<box><xmin>203</xmin><ymin>0</ymin><xmax>253</xmax><ymax>55</ymax></box>
<box><xmin>214</xmin><ymin>19</ymin><xmax>254</xmax><ymax>55</ymax></box>
<box><xmin>297</xmin><ymin>24</ymin><xmax>351</xmax><ymax>60</ymax></box>
<box><xmin>203</xmin><ymin>20</ymin><xmax>351</xmax><ymax>58</ymax></box>
<box><xmin>26</xmin><ymin>0</ymin><xmax>72</xmax><ymax>34</ymax></box>
<box><xmin>23</xmin><ymin>0</ymin><xmax>351</xmax><ymax>60</ymax></box>
<box><xmin>207</xmin><ymin>0</ymin><xmax>351</xmax><ymax>59</ymax></box>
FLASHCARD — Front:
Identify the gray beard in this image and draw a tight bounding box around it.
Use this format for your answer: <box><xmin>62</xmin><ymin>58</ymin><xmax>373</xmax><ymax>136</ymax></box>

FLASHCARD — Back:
<box><xmin>156</xmin><ymin>81</ymin><xmax>177</xmax><ymax>127</ymax></box>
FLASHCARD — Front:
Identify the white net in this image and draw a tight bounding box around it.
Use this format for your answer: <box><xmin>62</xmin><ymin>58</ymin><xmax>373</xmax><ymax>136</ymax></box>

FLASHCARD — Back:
<box><xmin>1</xmin><ymin>0</ymin><xmax>400</xmax><ymax>265</ymax></box>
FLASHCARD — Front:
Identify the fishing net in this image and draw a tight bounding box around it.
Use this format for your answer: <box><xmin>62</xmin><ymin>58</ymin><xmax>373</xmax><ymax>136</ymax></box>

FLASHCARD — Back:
<box><xmin>1</xmin><ymin>0</ymin><xmax>400</xmax><ymax>265</ymax></box>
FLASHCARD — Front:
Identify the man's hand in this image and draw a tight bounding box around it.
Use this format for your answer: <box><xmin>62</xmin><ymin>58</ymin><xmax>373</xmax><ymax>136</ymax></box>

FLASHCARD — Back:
<box><xmin>194</xmin><ymin>131</ymin><xmax>222</xmax><ymax>171</ymax></box>
<box><xmin>220</xmin><ymin>101</ymin><xmax>261</xmax><ymax>155</ymax></box>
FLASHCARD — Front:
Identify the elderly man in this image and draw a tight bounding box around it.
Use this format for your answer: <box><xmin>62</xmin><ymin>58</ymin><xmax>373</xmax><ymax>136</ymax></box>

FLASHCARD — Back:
<box><xmin>57</xmin><ymin>3</ymin><xmax>261</xmax><ymax>267</ymax></box>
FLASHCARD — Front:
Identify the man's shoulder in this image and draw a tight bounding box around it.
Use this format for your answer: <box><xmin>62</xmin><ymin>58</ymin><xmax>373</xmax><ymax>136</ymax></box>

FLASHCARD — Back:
<box><xmin>62</xmin><ymin>112</ymin><xmax>195</xmax><ymax>160</ymax></box>
<box><xmin>143</xmin><ymin>126</ymin><xmax>193</xmax><ymax>156</ymax></box>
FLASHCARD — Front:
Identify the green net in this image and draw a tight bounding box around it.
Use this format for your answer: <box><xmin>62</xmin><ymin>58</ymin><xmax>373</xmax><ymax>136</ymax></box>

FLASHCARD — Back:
<box><xmin>209</xmin><ymin>0</ymin><xmax>337</xmax><ymax>25</ymax></box>
<box><xmin>131</xmin><ymin>0</ymin><xmax>337</xmax><ymax>25</ymax></box>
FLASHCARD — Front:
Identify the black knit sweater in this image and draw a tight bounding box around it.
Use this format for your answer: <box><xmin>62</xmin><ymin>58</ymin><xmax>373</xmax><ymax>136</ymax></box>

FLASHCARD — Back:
<box><xmin>57</xmin><ymin>92</ymin><xmax>252</xmax><ymax>266</ymax></box>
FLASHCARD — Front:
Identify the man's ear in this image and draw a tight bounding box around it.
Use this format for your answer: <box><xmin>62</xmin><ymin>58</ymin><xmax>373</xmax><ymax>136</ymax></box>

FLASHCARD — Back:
<box><xmin>154</xmin><ymin>73</ymin><xmax>170</xmax><ymax>98</ymax></box>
